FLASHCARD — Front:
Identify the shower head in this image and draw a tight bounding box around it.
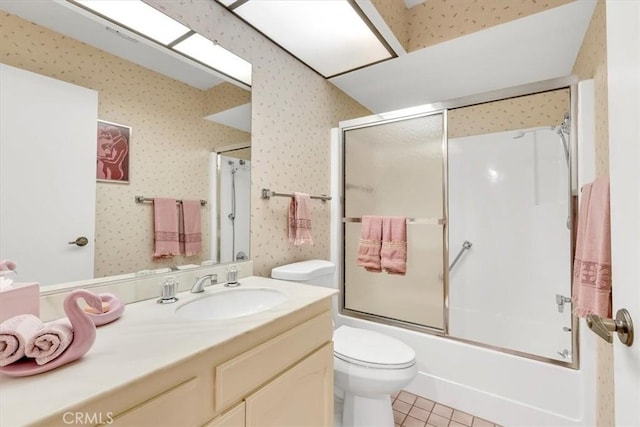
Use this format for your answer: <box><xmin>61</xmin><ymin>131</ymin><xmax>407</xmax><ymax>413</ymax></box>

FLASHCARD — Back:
<box><xmin>512</xmin><ymin>128</ymin><xmax>555</xmax><ymax>139</ymax></box>
<box><xmin>512</xmin><ymin>126</ymin><xmax>570</xmax><ymax>166</ymax></box>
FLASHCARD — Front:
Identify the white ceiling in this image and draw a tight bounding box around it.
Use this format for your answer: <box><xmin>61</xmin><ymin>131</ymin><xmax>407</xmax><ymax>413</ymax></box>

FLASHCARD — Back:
<box><xmin>331</xmin><ymin>0</ymin><xmax>596</xmax><ymax>114</ymax></box>
<box><xmin>205</xmin><ymin>103</ymin><xmax>252</xmax><ymax>133</ymax></box>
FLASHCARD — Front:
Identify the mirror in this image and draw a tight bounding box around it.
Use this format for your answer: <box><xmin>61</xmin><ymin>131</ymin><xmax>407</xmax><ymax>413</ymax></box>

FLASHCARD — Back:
<box><xmin>0</xmin><ymin>3</ymin><xmax>251</xmax><ymax>286</ymax></box>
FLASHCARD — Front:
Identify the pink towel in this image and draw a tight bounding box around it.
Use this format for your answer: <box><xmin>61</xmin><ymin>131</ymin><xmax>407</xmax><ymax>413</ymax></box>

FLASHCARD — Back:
<box><xmin>288</xmin><ymin>192</ymin><xmax>313</xmax><ymax>245</ymax></box>
<box><xmin>356</xmin><ymin>216</ymin><xmax>383</xmax><ymax>272</ymax></box>
<box><xmin>153</xmin><ymin>198</ymin><xmax>180</xmax><ymax>258</ymax></box>
<box><xmin>572</xmin><ymin>175</ymin><xmax>612</xmax><ymax>317</ymax></box>
<box><xmin>24</xmin><ymin>319</ymin><xmax>73</xmax><ymax>366</ymax></box>
<box><xmin>381</xmin><ymin>217</ymin><xmax>408</xmax><ymax>275</ymax></box>
<box><xmin>179</xmin><ymin>200</ymin><xmax>202</xmax><ymax>256</ymax></box>
<box><xmin>0</xmin><ymin>314</ymin><xmax>44</xmax><ymax>367</ymax></box>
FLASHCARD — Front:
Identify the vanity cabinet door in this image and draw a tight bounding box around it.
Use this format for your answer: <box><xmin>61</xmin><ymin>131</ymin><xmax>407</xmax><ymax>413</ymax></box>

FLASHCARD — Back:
<box><xmin>110</xmin><ymin>377</ymin><xmax>209</xmax><ymax>426</ymax></box>
<box><xmin>204</xmin><ymin>402</ymin><xmax>245</xmax><ymax>427</ymax></box>
<box><xmin>245</xmin><ymin>343</ymin><xmax>333</xmax><ymax>427</ymax></box>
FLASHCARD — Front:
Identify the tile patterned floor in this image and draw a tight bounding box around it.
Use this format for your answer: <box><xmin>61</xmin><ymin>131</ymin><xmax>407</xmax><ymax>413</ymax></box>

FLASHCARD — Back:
<box><xmin>392</xmin><ymin>390</ymin><xmax>501</xmax><ymax>427</ymax></box>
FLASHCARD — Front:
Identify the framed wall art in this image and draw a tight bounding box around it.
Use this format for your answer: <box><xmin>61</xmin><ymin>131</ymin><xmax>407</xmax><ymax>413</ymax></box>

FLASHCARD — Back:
<box><xmin>96</xmin><ymin>119</ymin><xmax>130</xmax><ymax>183</ymax></box>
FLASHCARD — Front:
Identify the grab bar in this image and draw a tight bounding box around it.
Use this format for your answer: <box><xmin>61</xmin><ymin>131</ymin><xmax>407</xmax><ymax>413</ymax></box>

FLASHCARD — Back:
<box><xmin>449</xmin><ymin>240</ymin><xmax>472</xmax><ymax>272</ymax></box>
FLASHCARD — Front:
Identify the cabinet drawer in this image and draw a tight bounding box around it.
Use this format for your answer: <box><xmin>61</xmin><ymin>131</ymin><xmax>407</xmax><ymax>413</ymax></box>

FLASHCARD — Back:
<box><xmin>111</xmin><ymin>377</ymin><xmax>207</xmax><ymax>426</ymax></box>
<box><xmin>215</xmin><ymin>310</ymin><xmax>332</xmax><ymax>411</ymax></box>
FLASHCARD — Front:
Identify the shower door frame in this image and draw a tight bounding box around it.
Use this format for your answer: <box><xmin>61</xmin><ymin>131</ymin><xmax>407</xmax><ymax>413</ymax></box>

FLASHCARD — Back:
<box><xmin>340</xmin><ymin>109</ymin><xmax>450</xmax><ymax>334</ymax></box>
<box><xmin>338</xmin><ymin>75</ymin><xmax>580</xmax><ymax>369</ymax></box>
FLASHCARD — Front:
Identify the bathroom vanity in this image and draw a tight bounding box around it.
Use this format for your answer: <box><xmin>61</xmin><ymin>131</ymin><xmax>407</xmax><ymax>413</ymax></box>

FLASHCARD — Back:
<box><xmin>0</xmin><ymin>277</ymin><xmax>335</xmax><ymax>427</ymax></box>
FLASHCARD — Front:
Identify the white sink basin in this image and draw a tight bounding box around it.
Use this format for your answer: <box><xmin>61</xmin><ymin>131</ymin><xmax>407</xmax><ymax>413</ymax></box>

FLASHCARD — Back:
<box><xmin>175</xmin><ymin>288</ymin><xmax>288</xmax><ymax>320</ymax></box>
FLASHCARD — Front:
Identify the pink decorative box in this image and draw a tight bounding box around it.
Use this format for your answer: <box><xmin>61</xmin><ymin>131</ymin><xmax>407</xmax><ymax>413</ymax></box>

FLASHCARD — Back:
<box><xmin>0</xmin><ymin>282</ymin><xmax>40</xmax><ymax>323</ymax></box>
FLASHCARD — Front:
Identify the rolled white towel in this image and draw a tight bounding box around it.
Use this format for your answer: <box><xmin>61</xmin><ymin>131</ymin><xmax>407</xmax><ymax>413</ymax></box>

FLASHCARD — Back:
<box><xmin>24</xmin><ymin>319</ymin><xmax>73</xmax><ymax>366</ymax></box>
<box><xmin>0</xmin><ymin>314</ymin><xmax>44</xmax><ymax>367</ymax></box>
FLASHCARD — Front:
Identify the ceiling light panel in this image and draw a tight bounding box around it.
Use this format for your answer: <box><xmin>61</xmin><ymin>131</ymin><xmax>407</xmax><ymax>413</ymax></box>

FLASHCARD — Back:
<box><xmin>233</xmin><ymin>0</ymin><xmax>392</xmax><ymax>77</ymax></box>
<box><xmin>173</xmin><ymin>34</ymin><xmax>252</xmax><ymax>86</ymax></box>
<box><xmin>74</xmin><ymin>0</ymin><xmax>190</xmax><ymax>45</ymax></box>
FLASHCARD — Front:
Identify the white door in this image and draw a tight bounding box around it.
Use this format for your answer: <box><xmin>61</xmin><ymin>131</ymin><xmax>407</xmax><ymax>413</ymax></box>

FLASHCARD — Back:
<box><xmin>0</xmin><ymin>64</ymin><xmax>97</xmax><ymax>286</ymax></box>
<box><xmin>606</xmin><ymin>2</ymin><xmax>640</xmax><ymax>426</ymax></box>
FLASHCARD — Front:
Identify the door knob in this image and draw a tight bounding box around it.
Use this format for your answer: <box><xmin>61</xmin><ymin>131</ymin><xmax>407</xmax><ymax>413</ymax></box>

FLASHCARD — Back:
<box><xmin>586</xmin><ymin>308</ymin><xmax>634</xmax><ymax>346</ymax></box>
<box><xmin>68</xmin><ymin>236</ymin><xmax>89</xmax><ymax>247</ymax></box>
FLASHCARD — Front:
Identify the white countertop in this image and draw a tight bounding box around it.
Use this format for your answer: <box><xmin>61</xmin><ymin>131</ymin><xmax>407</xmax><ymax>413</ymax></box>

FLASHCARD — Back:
<box><xmin>0</xmin><ymin>276</ymin><xmax>336</xmax><ymax>427</ymax></box>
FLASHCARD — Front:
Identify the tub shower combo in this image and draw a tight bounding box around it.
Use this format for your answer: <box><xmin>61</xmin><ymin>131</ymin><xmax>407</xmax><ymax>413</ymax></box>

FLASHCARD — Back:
<box><xmin>335</xmin><ymin>80</ymin><xmax>586</xmax><ymax>425</ymax></box>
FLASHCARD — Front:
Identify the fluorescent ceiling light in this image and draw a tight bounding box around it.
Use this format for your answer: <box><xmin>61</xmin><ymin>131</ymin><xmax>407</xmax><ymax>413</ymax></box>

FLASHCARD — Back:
<box><xmin>232</xmin><ymin>0</ymin><xmax>392</xmax><ymax>77</ymax></box>
<box><xmin>173</xmin><ymin>34</ymin><xmax>252</xmax><ymax>86</ymax></box>
<box><xmin>74</xmin><ymin>0</ymin><xmax>190</xmax><ymax>45</ymax></box>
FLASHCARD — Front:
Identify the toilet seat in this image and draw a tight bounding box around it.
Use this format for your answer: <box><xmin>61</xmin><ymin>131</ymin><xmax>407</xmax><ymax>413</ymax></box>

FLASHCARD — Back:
<box><xmin>333</xmin><ymin>326</ymin><xmax>416</xmax><ymax>370</ymax></box>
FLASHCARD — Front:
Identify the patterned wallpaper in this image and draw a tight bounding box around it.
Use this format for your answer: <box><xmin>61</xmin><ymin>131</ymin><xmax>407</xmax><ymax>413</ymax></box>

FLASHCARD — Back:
<box><xmin>371</xmin><ymin>0</ymin><xmax>408</xmax><ymax>51</ymax></box>
<box><xmin>144</xmin><ymin>0</ymin><xmax>370</xmax><ymax>277</ymax></box>
<box><xmin>405</xmin><ymin>0</ymin><xmax>575</xmax><ymax>52</ymax></box>
<box><xmin>0</xmin><ymin>13</ymin><xmax>250</xmax><ymax>277</ymax></box>
<box><xmin>571</xmin><ymin>1</ymin><xmax>614</xmax><ymax>426</ymax></box>
<box><xmin>448</xmin><ymin>89</ymin><xmax>569</xmax><ymax>139</ymax></box>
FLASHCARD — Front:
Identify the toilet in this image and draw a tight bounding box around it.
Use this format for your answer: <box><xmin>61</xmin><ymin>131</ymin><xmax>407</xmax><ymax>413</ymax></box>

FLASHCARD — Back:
<box><xmin>271</xmin><ymin>260</ymin><xmax>417</xmax><ymax>427</ymax></box>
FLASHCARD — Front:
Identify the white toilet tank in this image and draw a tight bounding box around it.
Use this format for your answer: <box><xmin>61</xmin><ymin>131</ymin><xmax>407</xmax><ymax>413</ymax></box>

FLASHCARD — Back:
<box><xmin>271</xmin><ymin>260</ymin><xmax>335</xmax><ymax>287</ymax></box>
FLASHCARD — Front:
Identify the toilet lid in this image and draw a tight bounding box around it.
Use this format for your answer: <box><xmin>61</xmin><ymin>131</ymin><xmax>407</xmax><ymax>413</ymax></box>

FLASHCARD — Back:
<box><xmin>333</xmin><ymin>326</ymin><xmax>416</xmax><ymax>369</ymax></box>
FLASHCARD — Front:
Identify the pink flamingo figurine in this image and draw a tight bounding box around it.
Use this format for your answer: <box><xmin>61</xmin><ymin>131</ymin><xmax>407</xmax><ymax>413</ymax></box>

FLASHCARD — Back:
<box><xmin>0</xmin><ymin>289</ymin><xmax>102</xmax><ymax>377</ymax></box>
<box><xmin>0</xmin><ymin>259</ymin><xmax>17</xmax><ymax>272</ymax></box>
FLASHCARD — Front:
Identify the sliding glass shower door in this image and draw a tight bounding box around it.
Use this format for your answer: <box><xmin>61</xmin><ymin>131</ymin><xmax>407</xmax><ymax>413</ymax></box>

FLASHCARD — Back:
<box><xmin>342</xmin><ymin>111</ymin><xmax>446</xmax><ymax>331</ymax></box>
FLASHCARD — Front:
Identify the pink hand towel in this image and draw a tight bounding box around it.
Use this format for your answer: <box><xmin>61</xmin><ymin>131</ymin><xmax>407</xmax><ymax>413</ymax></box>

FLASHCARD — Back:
<box><xmin>381</xmin><ymin>216</ymin><xmax>407</xmax><ymax>275</ymax></box>
<box><xmin>153</xmin><ymin>198</ymin><xmax>180</xmax><ymax>259</ymax></box>
<box><xmin>179</xmin><ymin>200</ymin><xmax>202</xmax><ymax>256</ymax></box>
<box><xmin>572</xmin><ymin>175</ymin><xmax>612</xmax><ymax>317</ymax></box>
<box><xmin>356</xmin><ymin>216</ymin><xmax>383</xmax><ymax>272</ymax></box>
<box><xmin>0</xmin><ymin>314</ymin><xmax>44</xmax><ymax>367</ymax></box>
<box><xmin>288</xmin><ymin>192</ymin><xmax>314</xmax><ymax>245</ymax></box>
<box><xmin>24</xmin><ymin>318</ymin><xmax>73</xmax><ymax>366</ymax></box>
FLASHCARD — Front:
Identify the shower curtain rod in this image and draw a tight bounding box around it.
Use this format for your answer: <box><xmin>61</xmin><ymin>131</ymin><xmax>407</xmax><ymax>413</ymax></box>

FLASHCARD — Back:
<box><xmin>135</xmin><ymin>196</ymin><xmax>207</xmax><ymax>206</ymax></box>
<box><xmin>261</xmin><ymin>188</ymin><xmax>331</xmax><ymax>202</ymax></box>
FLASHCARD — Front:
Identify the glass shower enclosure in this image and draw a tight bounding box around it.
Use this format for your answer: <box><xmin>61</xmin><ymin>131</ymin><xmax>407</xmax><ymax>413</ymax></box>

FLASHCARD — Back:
<box><xmin>339</xmin><ymin>86</ymin><xmax>576</xmax><ymax>366</ymax></box>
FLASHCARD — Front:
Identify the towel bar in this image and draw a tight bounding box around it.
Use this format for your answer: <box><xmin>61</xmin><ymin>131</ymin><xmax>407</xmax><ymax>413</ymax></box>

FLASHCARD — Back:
<box><xmin>261</xmin><ymin>188</ymin><xmax>331</xmax><ymax>202</ymax></box>
<box><xmin>342</xmin><ymin>217</ymin><xmax>445</xmax><ymax>225</ymax></box>
<box><xmin>135</xmin><ymin>196</ymin><xmax>207</xmax><ymax>206</ymax></box>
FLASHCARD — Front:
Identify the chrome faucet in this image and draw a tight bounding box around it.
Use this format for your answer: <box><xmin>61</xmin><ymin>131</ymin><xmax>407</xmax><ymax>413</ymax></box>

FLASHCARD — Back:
<box><xmin>191</xmin><ymin>274</ymin><xmax>218</xmax><ymax>293</ymax></box>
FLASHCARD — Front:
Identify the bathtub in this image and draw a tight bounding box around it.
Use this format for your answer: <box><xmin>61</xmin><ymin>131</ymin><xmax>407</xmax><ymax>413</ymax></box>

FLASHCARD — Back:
<box><xmin>337</xmin><ymin>314</ymin><xmax>596</xmax><ymax>427</ymax></box>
